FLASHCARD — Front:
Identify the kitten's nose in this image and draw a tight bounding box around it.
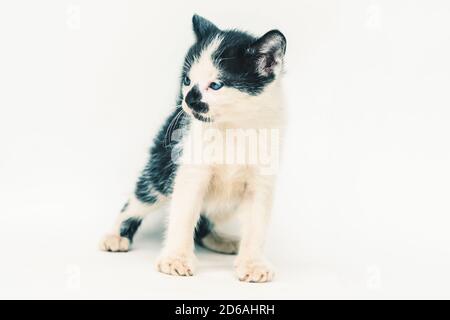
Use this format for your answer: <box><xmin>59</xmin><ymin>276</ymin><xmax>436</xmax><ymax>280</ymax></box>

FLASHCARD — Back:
<box><xmin>185</xmin><ymin>85</ymin><xmax>209</xmax><ymax>113</ymax></box>
<box><xmin>185</xmin><ymin>85</ymin><xmax>202</xmax><ymax>105</ymax></box>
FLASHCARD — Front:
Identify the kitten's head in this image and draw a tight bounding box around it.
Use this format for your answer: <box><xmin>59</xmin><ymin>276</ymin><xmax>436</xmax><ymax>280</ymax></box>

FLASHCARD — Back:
<box><xmin>180</xmin><ymin>15</ymin><xmax>286</xmax><ymax>123</ymax></box>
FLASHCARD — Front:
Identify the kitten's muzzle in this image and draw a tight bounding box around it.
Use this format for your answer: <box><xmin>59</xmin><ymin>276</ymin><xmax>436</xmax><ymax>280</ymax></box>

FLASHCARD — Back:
<box><xmin>185</xmin><ymin>85</ymin><xmax>209</xmax><ymax>114</ymax></box>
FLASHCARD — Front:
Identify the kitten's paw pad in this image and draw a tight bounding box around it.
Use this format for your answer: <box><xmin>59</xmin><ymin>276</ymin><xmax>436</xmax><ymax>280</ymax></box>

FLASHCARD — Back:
<box><xmin>156</xmin><ymin>254</ymin><xmax>196</xmax><ymax>277</ymax></box>
<box><xmin>99</xmin><ymin>234</ymin><xmax>130</xmax><ymax>252</ymax></box>
<box><xmin>235</xmin><ymin>259</ymin><xmax>275</xmax><ymax>283</ymax></box>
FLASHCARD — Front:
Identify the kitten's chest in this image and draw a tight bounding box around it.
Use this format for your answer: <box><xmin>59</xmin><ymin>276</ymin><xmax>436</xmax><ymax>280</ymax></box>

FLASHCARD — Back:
<box><xmin>202</xmin><ymin>165</ymin><xmax>252</xmax><ymax>215</ymax></box>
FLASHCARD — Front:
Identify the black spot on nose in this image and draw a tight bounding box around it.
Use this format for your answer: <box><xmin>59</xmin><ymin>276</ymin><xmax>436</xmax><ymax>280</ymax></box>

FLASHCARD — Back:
<box><xmin>185</xmin><ymin>85</ymin><xmax>209</xmax><ymax>113</ymax></box>
<box><xmin>185</xmin><ymin>85</ymin><xmax>201</xmax><ymax>105</ymax></box>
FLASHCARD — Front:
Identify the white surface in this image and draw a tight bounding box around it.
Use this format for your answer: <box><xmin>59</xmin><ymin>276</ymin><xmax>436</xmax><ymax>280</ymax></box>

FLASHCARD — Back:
<box><xmin>1</xmin><ymin>0</ymin><xmax>450</xmax><ymax>299</ymax></box>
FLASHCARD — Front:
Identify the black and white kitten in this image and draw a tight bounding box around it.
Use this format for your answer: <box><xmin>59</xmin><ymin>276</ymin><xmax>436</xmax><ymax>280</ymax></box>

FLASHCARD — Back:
<box><xmin>100</xmin><ymin>15</ymin><xmax>286</xmax><ymax>283</ymax></box>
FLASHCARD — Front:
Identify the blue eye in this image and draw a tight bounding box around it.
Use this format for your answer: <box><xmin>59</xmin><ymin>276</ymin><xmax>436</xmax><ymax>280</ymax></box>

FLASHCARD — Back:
<box><xmin>209</xmin><ymin>82</ymin><xmax>223</xmax><ymax>90</ymax></box>
<box><xmin>183</xmin><ymin>76</ymin><xmax>191</xmax><ymax>86</ymax></box>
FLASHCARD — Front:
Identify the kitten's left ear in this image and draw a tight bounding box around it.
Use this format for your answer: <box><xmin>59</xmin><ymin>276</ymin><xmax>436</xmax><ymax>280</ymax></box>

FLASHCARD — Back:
<box><xmin>249</xmin><ymin>30</ymin><xmax>287</xmax><ymax>76</ymax></box>
<box><xmin>192</xmin><ymin>14</ymin><xmax>219</xmax><ymax>41</ymax></box>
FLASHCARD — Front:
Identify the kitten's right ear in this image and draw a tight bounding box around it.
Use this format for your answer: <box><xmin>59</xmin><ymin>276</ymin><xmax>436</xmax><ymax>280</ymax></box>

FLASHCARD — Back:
<box><xmin>192</xmin><ymin>14</ymin><xmax>219</xmax><ymax>41</ymax></box>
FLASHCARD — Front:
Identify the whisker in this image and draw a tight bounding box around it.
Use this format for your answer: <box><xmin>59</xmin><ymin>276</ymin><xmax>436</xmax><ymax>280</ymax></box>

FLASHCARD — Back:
<box><xmin>164</xmin><ymin>109</ymin><xmax>184</xmax><ymax>147</ymax></box>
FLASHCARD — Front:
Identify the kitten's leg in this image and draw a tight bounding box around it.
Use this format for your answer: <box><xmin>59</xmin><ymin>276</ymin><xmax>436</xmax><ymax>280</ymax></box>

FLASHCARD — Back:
<box><xmin>234</xmin><ymin>176</ymin><xmax>275</xmax><ymax>283</ymax></box>
<box><xmin>99</xmin><ymin>194</ymin><xmax>166</xmax><ymax>252</ymax></box>
<box><xmin>156</xmin><ymin>165</ymin><xmax>211</xmax><ymax>276</ymax></box>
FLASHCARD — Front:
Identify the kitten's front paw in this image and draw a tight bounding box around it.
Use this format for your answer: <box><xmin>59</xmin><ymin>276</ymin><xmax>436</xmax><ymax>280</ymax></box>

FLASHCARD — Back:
<box><xmin>156</xmin><ymin>253</ymin><xmax>196</xmax><ymax>277</ymax></box>
<box><xmin>234</xmin><ymin>258</ymin><xmax>275</xmax><ymax>283</ymax></box>
<box><xmin>99</xmin><ymin>234</ymin><xmax>130</xmax><ymax>252</ymax></box>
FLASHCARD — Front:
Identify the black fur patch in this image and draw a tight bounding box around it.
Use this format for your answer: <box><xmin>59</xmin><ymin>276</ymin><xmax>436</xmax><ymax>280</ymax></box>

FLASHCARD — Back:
<box><xmin>134</xmin><ymin>107</ymin><xmax>190</xmax><ymax>203</ymax></box>
<box><xmin>192</xmin><ymin>15</ymin><xmax>219</xmax><ymax>41</ymax></box>
<box><xmin>185</xmin><ymin>85</ymin><xmax>209</xmax><ymax>113</ymax></box>
<box><xmin>194</xmin><ymin>215</ymin><xmax>213</xmax><ymax>244</ymax></box>
<box><xmin>119</xmin><ymin>217</ymin><xmax>143</xmax><ymax>242</ymax></box>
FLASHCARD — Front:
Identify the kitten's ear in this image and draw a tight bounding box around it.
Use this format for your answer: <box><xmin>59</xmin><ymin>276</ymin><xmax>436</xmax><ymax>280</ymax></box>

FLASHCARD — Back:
<box><xmin>192</xmin><ymin>14</ymin><xmax>219</xmax><ymax>41</ymax></box>
<box><xmin>249</xmin><ymin>30</ymin><xmax>287</xmax><ymax>76</ymax></box>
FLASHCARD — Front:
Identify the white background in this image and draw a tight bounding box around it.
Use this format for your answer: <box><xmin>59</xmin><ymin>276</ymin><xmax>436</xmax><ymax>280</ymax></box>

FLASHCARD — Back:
<box><xmin>0</xmin><ymin>0</ymin><xmax>449</xmax><ymax>299</ymax></box>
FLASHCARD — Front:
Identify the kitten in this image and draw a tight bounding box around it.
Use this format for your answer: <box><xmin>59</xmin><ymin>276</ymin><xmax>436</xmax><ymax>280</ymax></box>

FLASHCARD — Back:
<box><xmin>100</xmin><ymin>15</ymin><xmax>286</xmax><ymax>283</ymax></box>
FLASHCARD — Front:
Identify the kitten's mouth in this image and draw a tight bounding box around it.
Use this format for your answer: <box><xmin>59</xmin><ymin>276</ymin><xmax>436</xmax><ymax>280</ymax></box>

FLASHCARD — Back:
<box><xmin>191</xmin><ymin>111</ymin><xmax>213</xmax><ymax>123</ymax></box>
<box><xmin>182</xmin><ymin>103</ymin><xmax>213</xmax><ymax>123</ymax></box>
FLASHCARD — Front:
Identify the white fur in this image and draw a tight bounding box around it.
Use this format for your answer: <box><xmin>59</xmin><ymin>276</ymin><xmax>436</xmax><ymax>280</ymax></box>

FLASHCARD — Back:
<box><xmin>157</xmin><ymin>42</ymin><xmax>284</xmax><ymax>283</ymax></box>
<box><xmin>99</xmin><ymin>234</ymin><xmax>130</xmax><ymax>252</ymax></box>
<box><xmin>187</xmin><ymin>36</ymin><xmax>222</xmax><ymax>92</ymax></box>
